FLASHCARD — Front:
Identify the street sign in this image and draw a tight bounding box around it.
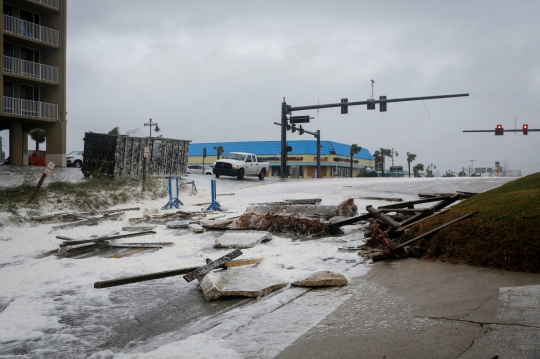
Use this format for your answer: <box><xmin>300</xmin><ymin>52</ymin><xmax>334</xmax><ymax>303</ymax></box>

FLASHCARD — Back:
<box><xmin>290</xmin><ymin>116</ymin><xmax>311</xmax><ymax>124</ymax></box>
<box><xmin>44</xmin><ymin>162</ymin><xmax>55</xmax><ymax>175</ymax></box>
<box><xmin>144</xmin><ymin>146</ymin><xmax>149</xmax><ymax>158</ymax></box>
<box><xmin>495</xmin><ymin>168</ymin><xmax>500</xmax><ymax>173</ymax></box>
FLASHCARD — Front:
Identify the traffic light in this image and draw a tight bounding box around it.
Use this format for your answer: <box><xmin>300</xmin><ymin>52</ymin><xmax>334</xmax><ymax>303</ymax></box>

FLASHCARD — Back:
<box><xmin>298</xmin><ymin>125</ymin><xmax>304</xmax><ymax>135</ymax></box>
<box><xmin>291</xmin><ymin>123</ymin><xmax>296</xmax><ymax>133</ymax></box>
<box><xmin>495</xmin><ymin>124</ymin><xmax>504</xmax><ymax>136</ymax></box>
<box><xmin>203</xmin><ymin>148</ymin><xmax>206</xmax><ymax>158</ymax></box>
<box><xmin>379</xmin><ymin>96</ymin><xmax>387</xmax><ymax>112</ymax></box>
<box><xmin>341</xmin><ymin>98</ymin><xmax>348</xmax><ymax>114</ymax></box>
<box><xmin>367</xmin><ymin>99</ymin><xmax>375</xmax><ymax>110</ymax></box>
<box><xmin>523</xmin><ymin>124</ymin><xmax>528</xmax><ymax>135</ymax></box>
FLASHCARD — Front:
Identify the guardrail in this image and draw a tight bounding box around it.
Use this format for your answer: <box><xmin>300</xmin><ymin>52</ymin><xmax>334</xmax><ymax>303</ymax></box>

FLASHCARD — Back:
<box><xmin>4</xmin><ymin>56</ymin><xmax>59</xmax><ymax>83</ymax></box>
<box><xmin>3</xmin><ymin>96</ymin><xmax>59</xmax><ymax>120</ymax></box>
<box><xmin>32</xmin><ymin>0</ymin><xmax>60</xmax><ymax>9</ymax></box>
<box><xmin>3</xmin><ymin>15</ymin><xmax>60</xmax><ymax>46</ymax></box>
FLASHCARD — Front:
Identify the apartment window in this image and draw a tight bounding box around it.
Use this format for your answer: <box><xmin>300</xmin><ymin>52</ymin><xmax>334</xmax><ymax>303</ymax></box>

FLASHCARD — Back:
<box><xmin>4</xmin><ymin>81</ymin><xmax>14</xmax><ymax>97</ymax></box>
<box><xmin>3</xmin><ymin>3</ymin><xmax>13</xmax><ymax>16</ymax></box>
<box><xmin>20</xmin><ymin>46</ymin><xmax>40</xmax><ymax>63</ymax></box>
<box><xmin>4</xmin><ymin>42</ymin><xmax>14</xmax><ymax>57</ymax></box>
<box><xmin>20</xmin><ymin>84</ymin><xmax>39</xmax><ymax>101</ymax></box>
<box><xmin>20</xmin><ymin>9</ymin><xmax>40</xmax><ymax>25</ymax></box>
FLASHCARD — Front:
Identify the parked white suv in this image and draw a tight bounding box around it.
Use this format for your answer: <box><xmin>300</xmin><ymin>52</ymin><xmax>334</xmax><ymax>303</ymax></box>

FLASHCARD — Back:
<box><xmin>67</xmin><ymin>151</ymin><xmax>84</xmax><ymax>168</ymax></box>
<box><xmin>187</xmin><ymin>164</ymin><xmax>212</xmax><ymax>175</ymax></box>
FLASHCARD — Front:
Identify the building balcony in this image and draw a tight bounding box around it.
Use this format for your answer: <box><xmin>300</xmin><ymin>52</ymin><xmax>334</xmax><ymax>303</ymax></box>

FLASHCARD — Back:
<box><xmin>3</xmin><ymin>96</ymin><xmax>58</xmax><ymax>120</ymax></box>
<box><xmin>4</xmin><ymin>56</ymin><xmax>59</xmax><ymax>83</ymax></box>
<box><xmin>3</xmin><ymin>14</ymin><xmax>60</xmax><ymax>47</ymax></box>
<box><xmin>31</xmin><ymin>0</ymin><xmax>60</xmax><ymax>10</ymax></box>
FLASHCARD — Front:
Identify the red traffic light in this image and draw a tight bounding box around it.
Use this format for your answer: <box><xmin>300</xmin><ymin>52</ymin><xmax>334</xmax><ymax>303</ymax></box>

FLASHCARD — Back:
<box><xmin>495</xmin><ymin>124</ymin><xmax>504</xmax><ymax>136</ymax></box>
<box><xmin>523</xmin><ymin>124</ymin><xmax>529</xmax><ymax>135</ymax></box>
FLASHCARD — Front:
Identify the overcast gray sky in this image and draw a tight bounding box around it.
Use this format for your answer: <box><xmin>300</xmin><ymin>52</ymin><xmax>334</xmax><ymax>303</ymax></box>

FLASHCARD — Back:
<box><xmin>4</xmin><ymin>0</ymin><xmax>540</xmax><ymax>175</ymax></box>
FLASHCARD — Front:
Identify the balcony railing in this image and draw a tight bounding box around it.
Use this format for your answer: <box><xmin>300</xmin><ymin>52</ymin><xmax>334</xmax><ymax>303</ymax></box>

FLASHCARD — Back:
<box><xmin>3</xmin><ymin>97</ymin><xmax>58</xmax><ymax>120</ymax></box>
<box><xmin>3</xmin><ymin>15</ymin><xmax>60</xmax><ymax>46</ymax></box>
<box><xmin>4</xmin><ymin>56</ymin><xmax>59</xmax><ymax>83</ymax></box>
<box><xmin>32</xmin><ymin>0</ymin><xmax>60</xmax><ymax>9</ymax></box>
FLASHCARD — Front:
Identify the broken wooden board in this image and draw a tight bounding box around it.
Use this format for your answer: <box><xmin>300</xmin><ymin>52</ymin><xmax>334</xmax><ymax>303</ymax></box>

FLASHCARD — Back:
<box><xmin>108</xmin><ymin>244</ymin><xmax>165</xmax><ymax>249</ymax></box>
<box><xmin>122</xmin><ymin>223</ymin><xmax>157</xmax><ymax>232</ymax></box>
<box><xmin>292</xmin><ymin>271</ymin><xmax>348</xmax><ymax>287</ymax></box>
<box><xmin>357</xmin><ymin>196</ymin><xmax>403</xmax><ymax>202</ymax></box>
<box><xmin>223</xmin><ymin>257</ymin><xmax>263</xmax><ymax>268</ymax></box>
<box><xmin>338</xmin><ymin>247</ymin><xmax>364</xmax><ymax>252</ymax></box>
<box><xmin>93</xmin><ymin>253</ymin><xmax>257</xmax><ymax>289</ymax></box>
<box><xmin>58</xmin><ymin>243</ymin><xmax>99</xmax><ymax>257</ymax></box>
<box><xmin>326</xmin><ymin>213</ymin><xmax>372</xmax><ymax>229</ymax></box>
<box><xmin>378</xmin><ymin>196</ymin><xmax>452</xmax><ymax>210</ymax></box>
<box><xmin>398</xmin><ymin>194</ymin><xmax>461</xmax><ymax>228</ymax></box>
<box><xmin>108</xmin><ymin>248</ymin><xmax>153</xmax><ymax>259</ymax></box>
<box><xmin>214</xmin><ymin>231</ymin><xmax>272</xmax><ymax>249</ymax></box>
<box><xmin>366</xmin><ymin>205</ymin><xmax>400</xmax><ymax>229</ymax></box>
<box><xmin>52</xmin><ymin>212</ymin><xmax>125</xmax><ymax>231</ymax></box>
<box><xmin>58</xmin><ymin>231</ymin><xmax>156</xmax><ymax>247</ymax></box>
<box><xmin>396</xmin><ymin>211</ymin><xmax>479</xmax><ymax>249</ymax></box>
<box><xmin>183</xmin><ymin>249</ymin><xmax>243</xmax><ymax>282</ymax></box>
<box><xmin>32</xmin><ymin>207</ymin><xmax>140</xmax><ymax>222</ymax></box>
<box><xmin>198</xmin><ymin>267</ymin><xmax>288</xmax><ymax>301</ymax></box>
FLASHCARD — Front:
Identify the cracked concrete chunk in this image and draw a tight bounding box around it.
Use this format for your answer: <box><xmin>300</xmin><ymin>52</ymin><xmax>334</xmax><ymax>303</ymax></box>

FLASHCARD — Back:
<box><xmin>214</xmin><ymin>231</ymin><xmax>272</xmax><ymax>249</ymax></box>
<box><xmin>198</xmin><ymin>267</ymin><xmax>288</xmax><ymax>301</ymax></box>
<box><xmin>188</xmin><ymin>223</ymin><xmax>204</xmax><ymax>233</ymax></box>
<box><xmin>292</xmin><ymin>271</ymin><xmax>348</xmax><ymax>287</ymax></box>
<box><xmin>167</xmin><ymin>220</ymin><xmax>190</xmax><ymax>229</ymax></box>
<box><xmin>122</xmin><ymin>224</ymin><xmax>157</xmax><ymax>232</ymax></box>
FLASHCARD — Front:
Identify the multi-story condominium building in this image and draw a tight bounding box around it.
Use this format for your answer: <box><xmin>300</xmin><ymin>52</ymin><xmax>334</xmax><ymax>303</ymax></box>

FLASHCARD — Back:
<box><xmin>0</xmin><ymin>0</ymin><xmax>66</xmax><ymax>166</ymax></box>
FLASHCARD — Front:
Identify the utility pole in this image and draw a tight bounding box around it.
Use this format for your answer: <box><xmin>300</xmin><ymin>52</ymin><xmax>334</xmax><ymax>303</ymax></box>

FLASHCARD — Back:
<box><xmin>470</xmin><ymin>160</ymin><xmax>474</xmax><ymax>176</ymax></box>
<box><xmin>279</xmin><ymin>92</ymin><xmax>469</xmax><ymax>179</ymax></box>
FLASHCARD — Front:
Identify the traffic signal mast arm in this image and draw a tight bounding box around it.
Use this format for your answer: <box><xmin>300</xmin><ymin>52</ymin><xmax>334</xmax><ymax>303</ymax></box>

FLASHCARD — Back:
<box><xmin>287</xmin><ymin>93</ymin><xmax>469</xmax><ymax>112</ymax></box>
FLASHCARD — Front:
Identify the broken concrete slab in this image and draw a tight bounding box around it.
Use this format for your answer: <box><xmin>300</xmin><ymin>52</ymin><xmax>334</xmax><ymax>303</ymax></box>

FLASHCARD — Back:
<box><xmin>198</xmin><ymin>267</ymin><xmax>288</xmax><ymax>301</ymax></box>
<box><xmin>167</xmin><ymin>220</ymin><xmax>190</xmax><ymax>229</ymax></box>
<box><xmin>188</xmin><ymin>223</ymin><xmax>204</xmax><ymax>233</ymax></box>
<box><xmin>292</xmin><ymin>271</ymin><xmax>348</xmax><ymax>287</ymax></box>
<box><xmin>214</xmin><ymin>231</ymin><xmax>272</xmax><ymax>249</ymax></box>
<box><xmin>122</xmin><ymin>224</ymin><xmax>157</xmax><ymax>232</ymax></box>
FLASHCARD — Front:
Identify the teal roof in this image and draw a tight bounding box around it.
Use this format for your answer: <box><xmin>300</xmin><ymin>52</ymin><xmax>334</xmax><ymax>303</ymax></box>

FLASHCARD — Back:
<box><xmin>189</xmin><ymin>140</ymin><xmax>374</xmax><ymax>161</ymax></box>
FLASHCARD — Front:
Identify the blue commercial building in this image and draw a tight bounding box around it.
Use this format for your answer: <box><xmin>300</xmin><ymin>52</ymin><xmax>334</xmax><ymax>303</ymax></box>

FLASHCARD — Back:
<box><xmin>189</xmin><ymin>140</ymin><xmax>375</xmax><ymax>178</ymax></box>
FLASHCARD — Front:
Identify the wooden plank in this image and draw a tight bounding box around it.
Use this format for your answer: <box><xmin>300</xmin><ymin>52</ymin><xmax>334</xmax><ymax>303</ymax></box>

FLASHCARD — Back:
<box><xmin>183</xmin><ymin>249</ymin><xmax>243</xmax><ymax>282</ymax></box>
<box><xmin>378</xmin><ymin>196</ymin><xmax>451</xmax><ymax>210</ymax></box>
<box><xmin>396</xmin><ymin>211</ymin><xmax>479</xmax><ymax>249</ymax></box>
<box><xmin>224</xmin><ymin>257</ymin><xmax>263</xmax><ymax>268</ymax></box>
<box><xmin>396</xmin><ymin>208</ymin><xmax>450</xmax><ymax>232</ymax></box>
<box><xmin>378</xmin><ymin>208</ymin><xmax>428</xmax><ymax>213</ymax></box>
<box><xmin>398</xmin><ymin>194</ymin><xmax>461</xmax><ymax>227</ymax></box>
<box><xmin>58</xmin><ymin>231</ymin><xmax>156</xmax><ymax>247</ymax></box>
<box><xmin>417</xmin><ymin>193</ymin><xmax>454</xmax><ymax>198</ymax></box>
<box><xmin>108</xmin><ymin>248</ymin><xmax>149</xmax><ymax>259</ymax></box>
<box><xmin>110</xmin><ymin>242</ymin><xmax>174</xmax><ymax>247</ymax></box>
<box><xmin>94</xmin><ymin>265</ymin><xmax>201</xmax><ymax>288</ymax></box>
<box><xmin>108</xmin><ymin>244</ymin><xmax>164</xmax><ymax>249</ymax></box>
<box><xmin>357</xmin><ymin>196</ymin><xmax>403</xmax><ymax>202</ymax></box>
<box><xmin>326</xmin><ymin>213</ymin><xmax>372</xmax><ymax>229</ymax></box>
<box><xmin>366</xmin><ymin>205</ymin><xmax>400</xmax><ymax>229</ymax></box>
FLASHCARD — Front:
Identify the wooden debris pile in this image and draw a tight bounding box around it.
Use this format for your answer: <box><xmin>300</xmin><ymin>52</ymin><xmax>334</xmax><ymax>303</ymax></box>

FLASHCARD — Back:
<box><xmin>233</xmin><ymin>213</ymin><xmax>343</xmax><ymax>236</ymax></box>
<box><xmin>330</xmin><ymin>191</ymin><xmax>480</xmax><ymax>261</ymax></box>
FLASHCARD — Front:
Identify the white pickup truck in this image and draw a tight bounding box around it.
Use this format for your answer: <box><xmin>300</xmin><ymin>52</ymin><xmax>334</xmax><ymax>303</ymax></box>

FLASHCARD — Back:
<box><xmin>213</xmin><ymin>152</ymin><xmax>270</xmax><ymax>180</ymax></box>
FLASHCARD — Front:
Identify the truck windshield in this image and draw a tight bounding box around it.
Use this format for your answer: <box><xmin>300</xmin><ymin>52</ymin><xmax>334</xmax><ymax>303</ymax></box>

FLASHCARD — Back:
<box><xmin>222</xmin><ymin>153</ymin><xmax>247</xmax><ymax>161</ymax></box>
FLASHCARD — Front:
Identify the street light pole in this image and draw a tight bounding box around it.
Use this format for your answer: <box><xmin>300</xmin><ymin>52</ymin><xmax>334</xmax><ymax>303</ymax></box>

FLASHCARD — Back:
<box><xmin>144</xmin><ymin>118</ymin><xmax>161</xmax><ymax>138</ymax></box>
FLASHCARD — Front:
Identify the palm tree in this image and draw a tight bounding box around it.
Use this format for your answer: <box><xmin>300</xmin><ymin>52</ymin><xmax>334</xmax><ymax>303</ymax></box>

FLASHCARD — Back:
<box><xmin>379</xmin><ymin>148</ymin><xmax>392</xmax><ymax>176</ymax></box>
<box><xmin>214</xmin><ymin>145</ymin><xmax>224</xmax><ymax>159</ymax></box>
<box><xmin>406</xmin><ymin>152</ymin><xmax>416</xmax><ymax>178</ymax></box>
<box><xmin>29</xmin><ymin>128</ymin><xmax>46</xmax><ymax>150</ymax></box>
<box><xmin>349</xmin><ymin>143</ymin><xmax>361</xmax><ymax>178</ymax></box>
<box><xmin>413</xmin><ymin>163</ymin><xmax>424</xmax><ymax>177</ymax></box>
<box><xmin>372</xmin><ymin>150</ymin><xmax>382</xmax><ymax>175</ymax></box>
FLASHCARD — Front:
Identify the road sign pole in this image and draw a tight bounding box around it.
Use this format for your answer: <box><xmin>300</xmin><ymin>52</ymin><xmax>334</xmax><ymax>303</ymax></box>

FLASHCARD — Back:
<box><xmin>280</xmin><ymin>99</ymin><xmax>288</xmax><ymax>179</ymax></box>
